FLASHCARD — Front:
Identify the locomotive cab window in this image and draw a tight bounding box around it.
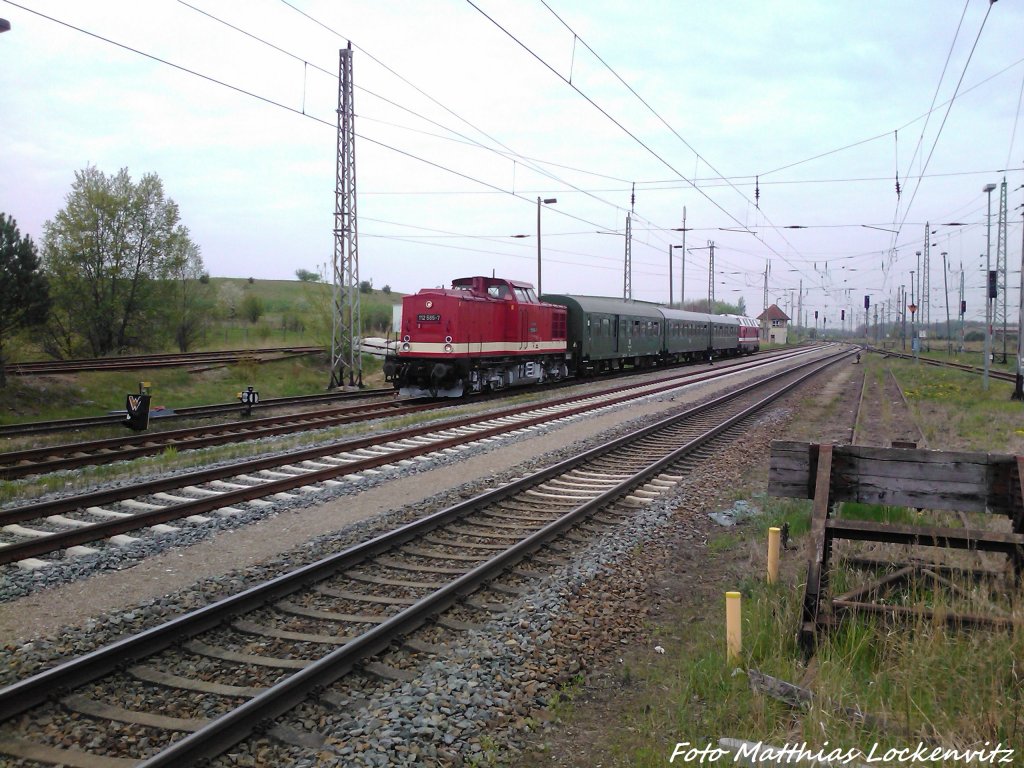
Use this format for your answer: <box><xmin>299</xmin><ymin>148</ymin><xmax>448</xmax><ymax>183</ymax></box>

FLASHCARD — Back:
<box><xmin>487</xmin><ymin>285</ymin><xmax>510</xmax><ymax>299</ymax></box>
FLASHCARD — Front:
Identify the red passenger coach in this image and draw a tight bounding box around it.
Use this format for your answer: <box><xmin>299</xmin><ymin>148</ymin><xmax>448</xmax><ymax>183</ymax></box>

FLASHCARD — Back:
<box><xmin>384</xmin><ymin>276</ymin><xmax>569</xmax><ymax>397</ymax></box>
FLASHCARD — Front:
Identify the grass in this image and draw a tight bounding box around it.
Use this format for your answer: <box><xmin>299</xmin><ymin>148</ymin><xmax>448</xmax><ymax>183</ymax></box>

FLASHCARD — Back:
<box><xmin>0</xmin><ymin>354</ymin><xmax>394</xmax><ymax>427</ymax></box>
<box><xmin>596</xmin><ymin>507</ymin><xmax>1024</xmax><ymax>766</ymax></box>
<box><xmin>888</xmin><ymin>359</ymin><xmax>1024</xmax><ymax>453</ymax></box>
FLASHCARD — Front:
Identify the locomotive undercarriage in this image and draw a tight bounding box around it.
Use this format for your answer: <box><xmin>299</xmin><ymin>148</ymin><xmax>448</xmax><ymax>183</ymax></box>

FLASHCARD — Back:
<box><xmin>385</xmin><ymin>354</ymin><xmax>569</xmax><ymax>398</ymax></box>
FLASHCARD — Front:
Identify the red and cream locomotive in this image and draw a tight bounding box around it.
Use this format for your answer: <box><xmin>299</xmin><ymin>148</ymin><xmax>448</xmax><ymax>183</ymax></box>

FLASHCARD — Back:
<box><xmin>383</xmin><ymin>276</ymin><xmax>569</xmax><ymax>397</ymax></box>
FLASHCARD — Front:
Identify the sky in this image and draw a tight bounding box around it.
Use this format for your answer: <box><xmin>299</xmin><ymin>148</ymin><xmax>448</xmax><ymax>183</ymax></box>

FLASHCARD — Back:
<box><xmin>2</xmin><ymin>0</ymin><xmax>1023</xmax><ymax>328</ymax></box>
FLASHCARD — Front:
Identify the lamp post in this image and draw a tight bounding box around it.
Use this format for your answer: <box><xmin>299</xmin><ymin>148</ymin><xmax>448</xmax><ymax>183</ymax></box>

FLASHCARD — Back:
<box><xmin>668</xmin><ymin>244</ymin><xmax>683</xmax><ymax>306</ymax></box>
<box><xmin>670</xmin><ymin>208</ymin><xmax>690</xmax><ymax>307</ymax></box>
<box><xmin>983</xmin><ymin>183</ymin><xmax>997</xmax><ymax>391</ymax></box>
<box><xmin>536</xmin><ymin>197</ymin><xmax>556</xmax><ymax>296</ymax></box>
<box><xmin>1013</xmin><ymin>206</ymin><xmax>1024</xmax><ymax>400</ymax></box>
<box><xmin>941</xmin><ymin>251</ymin><xmax>951</xmax><ymax>355</ymax></box>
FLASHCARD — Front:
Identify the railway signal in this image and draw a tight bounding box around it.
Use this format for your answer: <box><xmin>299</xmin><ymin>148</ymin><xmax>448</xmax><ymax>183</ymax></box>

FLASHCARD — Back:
<box><xmin>238</xmin><ymin>386</ymin><xmax>260</xmax><ymax>417</ymax></box>
<box><xmin>124</xmin><ymin>382</ymin><xmax>152</xmax><ymax>432</ymax></box>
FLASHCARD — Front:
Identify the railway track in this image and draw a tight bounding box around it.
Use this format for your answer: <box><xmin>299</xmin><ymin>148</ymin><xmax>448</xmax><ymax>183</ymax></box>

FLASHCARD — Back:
<box><xmin>0</xmin><ymin>387</ymin><xmax>395</xmax><ymax>439</ymax></box>
<box><xmin>0</xmin><ymin>347</ymin><xmax>852</xmax><ymax>767</ymax></box>
<box><xmin>5</xmin><ymin>346</ymin><xmax>323</xmax><ymax>376</ymax></box>
<box><xmin>0</xmin><ymin>347</ymin><xmax>799</xmax><ymax>439</ymax></box>
<box><xmin>0</xmin><ymin>349</ymin><xmax>803</xmax><ymax>480</ymax></box>
<box><xmin>0</xmin><ymin>394</ymin><xmax>427</xmax><ymax>480</ymax></box>
<box><xmin>867</xmin><ymin>346</ymin><xmax>1016</xmax><ymax>382</ymax></box>
<box><xmin>0</xmin><ymin>348</ymin><xmax>823</xmax><ymax>568</ymax></box>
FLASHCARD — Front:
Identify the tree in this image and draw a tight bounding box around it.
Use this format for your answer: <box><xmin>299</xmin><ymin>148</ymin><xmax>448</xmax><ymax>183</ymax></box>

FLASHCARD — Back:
<box><xmin>219</xmin><ymin>282</ymin><xmax>243</xmax><ymax>321</ymax></box>
<box><xmin>0</xmin><ymin>213</ymin><xmax>50</xmax><ymax>386</ymax></box>
<box><xmin>41</xmin><ymin>166</ymin><xmax>203</xmax><ymax>357</ymax></box>
<box><xmin>164</xmin><ymin>236</ymin><xmax>213</xmax><ymax>352</ymax></box>
<box><xmin>241</xmin><ymin>293</ymin><xmax>264</xmax><ymax>323</ymax></box>
<box><xmin>295</xmin><ymin>268</ymin><xmax>320</xmax><ymax>283</ymax></box>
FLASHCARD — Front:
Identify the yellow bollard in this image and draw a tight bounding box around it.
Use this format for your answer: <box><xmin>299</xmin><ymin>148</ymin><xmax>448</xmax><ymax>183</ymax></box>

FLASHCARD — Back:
<box><xmin>725</xmin><ymin>591</ymin><xmax>742</xmax><ymax>663</ymax></box>
<box><xmin>767</xmin><ymin>527</ymin><xmax>781</xmax><ymax>584</ymax></box>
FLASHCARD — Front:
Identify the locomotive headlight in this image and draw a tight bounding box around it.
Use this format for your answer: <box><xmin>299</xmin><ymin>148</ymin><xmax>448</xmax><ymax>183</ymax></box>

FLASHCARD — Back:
<box><xmin>401</xmin><ymin>342</ymin><xmax>411</xmax><ymax>352</ymax></box>
<box><xmin>425</xmin><ymin>300</ymin><xmax>433</xmax><ymax>309</ymax></box>
<box><xmin>403</xmin><ymin>335</ymin><xmax>410</xmax><ymax>342</ymax></box>
<box><xmin>444</xmin><ymin>344</ymin><xmax>453</xmax><ymax>353</ymax></box>
<box><xmin>444</xmin><ymin>335</ymin><xmax>452</xmax><ymax>343</ymax></box>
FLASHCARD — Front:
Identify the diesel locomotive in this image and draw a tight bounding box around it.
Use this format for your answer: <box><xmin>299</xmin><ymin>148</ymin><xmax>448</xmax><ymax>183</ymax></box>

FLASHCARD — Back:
<box><xmin>383</xmin><ymin>275</ymin><xmax>760</xmax><ymax>398</ymax></box>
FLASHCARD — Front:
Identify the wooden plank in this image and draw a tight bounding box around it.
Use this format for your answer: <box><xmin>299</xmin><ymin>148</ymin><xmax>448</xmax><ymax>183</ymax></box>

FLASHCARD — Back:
<box><xmin>0</xmin><ymin>740</ymin><xmax>138</xmax><ymax>768</ymax></box>
<box><xmin>833</xmin><ymin>564</ymin><xmax>915</xmax><ymax>604</ymax></box>
<box><xmin>826</xmin><ymin>519</ymin><xmax>1024</xmax><ymax>554</ymax></box>
<box><xmin>799</xmin><ymin>444</ymin><xmax>833</xmax><ymax>655</ymax></box>
<box><xmin>832</xmin><ymin>600</ymin><xmax>1019</xmax><ymax>630</ymax></box>
<box><xmin>768</xmin><ymin>441</ymin><xmax>1017</xmax><ymax>515</ymax></box>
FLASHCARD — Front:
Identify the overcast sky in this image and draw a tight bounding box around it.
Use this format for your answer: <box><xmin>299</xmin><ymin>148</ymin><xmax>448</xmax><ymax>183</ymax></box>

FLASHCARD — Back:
<box><xmin>2</xmin><ymin>0</ymin><xmax>1022</xmax><ymax>326</ymax></box>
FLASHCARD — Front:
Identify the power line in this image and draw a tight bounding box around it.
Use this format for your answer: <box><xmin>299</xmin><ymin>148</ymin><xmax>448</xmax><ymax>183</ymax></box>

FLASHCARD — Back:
<box><xmin>890</xmin><ymin>0</ymin><xmax>996</xmax><ymax>254</ymax></box>
<box><xmin>464</xmin><ymin>0</ymin><xmax>819</xmax><ymax>290</ymax></box>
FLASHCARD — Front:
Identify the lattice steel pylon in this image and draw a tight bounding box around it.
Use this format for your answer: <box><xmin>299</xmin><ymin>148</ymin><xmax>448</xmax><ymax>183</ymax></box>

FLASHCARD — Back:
<box><xmin>995</xmin><ymin>177</ymin><xmax>1008</xmax><ymax>361</ymax></box>
<box><xmin>623</xmin><ymin>213</ymin><xmax>632</xmax><ymax>300</ymax></box>
<box><xmin>329</xmin><ymin>44</ymin><xmax>362</xmax><ymax>390</ymax></box>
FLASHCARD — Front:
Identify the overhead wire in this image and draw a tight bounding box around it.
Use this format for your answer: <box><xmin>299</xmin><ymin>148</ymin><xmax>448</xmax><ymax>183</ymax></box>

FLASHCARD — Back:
<box><xmin>889</xmin><ymin>0</ymin><xmax>996</xmax><ymax>255</ymax></box>
<box><xmin>272</xmin><ymin>0</ymin><xmax>677</xmax><ymax>246</ymax></box>
<box><xmin>535</xmin><ymin>0</ymin><xmax>811</xmax><ymax>270</ymax></box>
<box><xmin>9</xmin><ymin>0</ymin><xmax>670</xmax><ymax>255</ymax></box>
<box><xmin>466</xmin><ymin>0</ymin><xmax>862</xmax><ymax>300</ymax></box>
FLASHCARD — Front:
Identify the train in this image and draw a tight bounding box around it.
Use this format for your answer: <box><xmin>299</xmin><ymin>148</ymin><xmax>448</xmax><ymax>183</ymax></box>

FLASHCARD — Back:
<box><xmin>382</xmin><ymin>275</ymin><xmax>761</xmax><ymax>398</ymax></box>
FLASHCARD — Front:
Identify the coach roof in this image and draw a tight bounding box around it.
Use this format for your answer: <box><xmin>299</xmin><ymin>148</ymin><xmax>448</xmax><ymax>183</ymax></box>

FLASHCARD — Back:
<box><xmin>541</xmin><ymin>294</ymin><xmax>664</xmax><ymax>319</ymax></box>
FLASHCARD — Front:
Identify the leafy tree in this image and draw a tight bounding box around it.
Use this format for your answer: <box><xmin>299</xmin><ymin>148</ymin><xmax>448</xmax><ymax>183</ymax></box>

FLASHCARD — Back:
<box><xmin>41</xmin><ymin>167</ymin><xmax>203</xmax><ymax>357</ymax></box>
<box><xmin>164</xmin><ymin>237</ymin><xmax>213</xmax><ymax>352</ymax></box>
<box><xmin>295</xmin><ymin>268</ymin><xmax>320</xmax><ymax>283</ymax></box>
<box><xmin>359</xmin><ymin>280</ymin><xmax>373</xmax><ymax>294</ymax></box>
<box><xmin>219</xmin><ymin>282</ymin><xmax>243</xmax><ymax>320</ymax></box>
<box><xmin>0</xmin><ymin>213</ymin><xmax>50</xmax><ymax>386</ymax></box>
<box><xmin>241</xmin><ymin>293</ymin><xmax>264</xmax><ymax>323</ymax></box>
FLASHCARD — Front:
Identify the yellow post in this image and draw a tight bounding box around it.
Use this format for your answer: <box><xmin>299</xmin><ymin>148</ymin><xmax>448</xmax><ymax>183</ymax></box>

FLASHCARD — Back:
<box><xmin>767</xmin><ymin>526</ymin><xmax>781</xmax><ymax>584</ymax></box>
<box><xmin>725</xmin><ymin>591</ymin><xmax>742</xmax><ymax>663</ymax></box>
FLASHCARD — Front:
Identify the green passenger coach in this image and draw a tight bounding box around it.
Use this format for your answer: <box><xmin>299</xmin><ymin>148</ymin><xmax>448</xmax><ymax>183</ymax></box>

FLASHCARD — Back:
<box><xmin>541</xmin><ymin>295</ymin><xmax>664</xmax><ymax>375</ymax></box>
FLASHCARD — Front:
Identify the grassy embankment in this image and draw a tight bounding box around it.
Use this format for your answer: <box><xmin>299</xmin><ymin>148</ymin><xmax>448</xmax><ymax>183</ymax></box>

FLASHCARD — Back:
<box><xmin>0</xmin><ymin>278</ymin><xmax>403</xmax><ymax>425</ymax></box>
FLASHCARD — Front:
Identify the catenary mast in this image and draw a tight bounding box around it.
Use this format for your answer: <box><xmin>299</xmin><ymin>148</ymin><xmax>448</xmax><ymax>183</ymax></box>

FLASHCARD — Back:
<box><xmin>329</xmin><ymin>43</ymin><xmax>362</xmax><ymax>389</ymax></box>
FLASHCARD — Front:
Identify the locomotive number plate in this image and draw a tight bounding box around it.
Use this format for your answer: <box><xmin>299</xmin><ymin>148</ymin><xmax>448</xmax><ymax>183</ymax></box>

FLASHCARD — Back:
<box><xmin>416</xmin><ymin>313</ymin><xmax>441</xmax><ymax>322</ymax></box>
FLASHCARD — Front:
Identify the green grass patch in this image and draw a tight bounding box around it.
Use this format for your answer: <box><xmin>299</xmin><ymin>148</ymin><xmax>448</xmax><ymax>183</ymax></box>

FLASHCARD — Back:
<box><xmin>602</xmin><ymin>547</ymin><xmax>1024</xmax><ymax>765</ymax></box>
<box><xmin>837</xmin><ymin>501</ymin><xmax>918</xmax><ymax>526</ymax></box>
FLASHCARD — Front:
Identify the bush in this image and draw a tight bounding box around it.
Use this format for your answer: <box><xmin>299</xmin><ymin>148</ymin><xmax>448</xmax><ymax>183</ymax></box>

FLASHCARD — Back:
<box><xmin>295</xmin><ymin>269</ymin><xmax>320</xmax><ymax>283</ymax></box>
<box><xmin>241</xmin><ymin>294</ymin><xmax>264</xmax><ymax>324</ymax></box>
